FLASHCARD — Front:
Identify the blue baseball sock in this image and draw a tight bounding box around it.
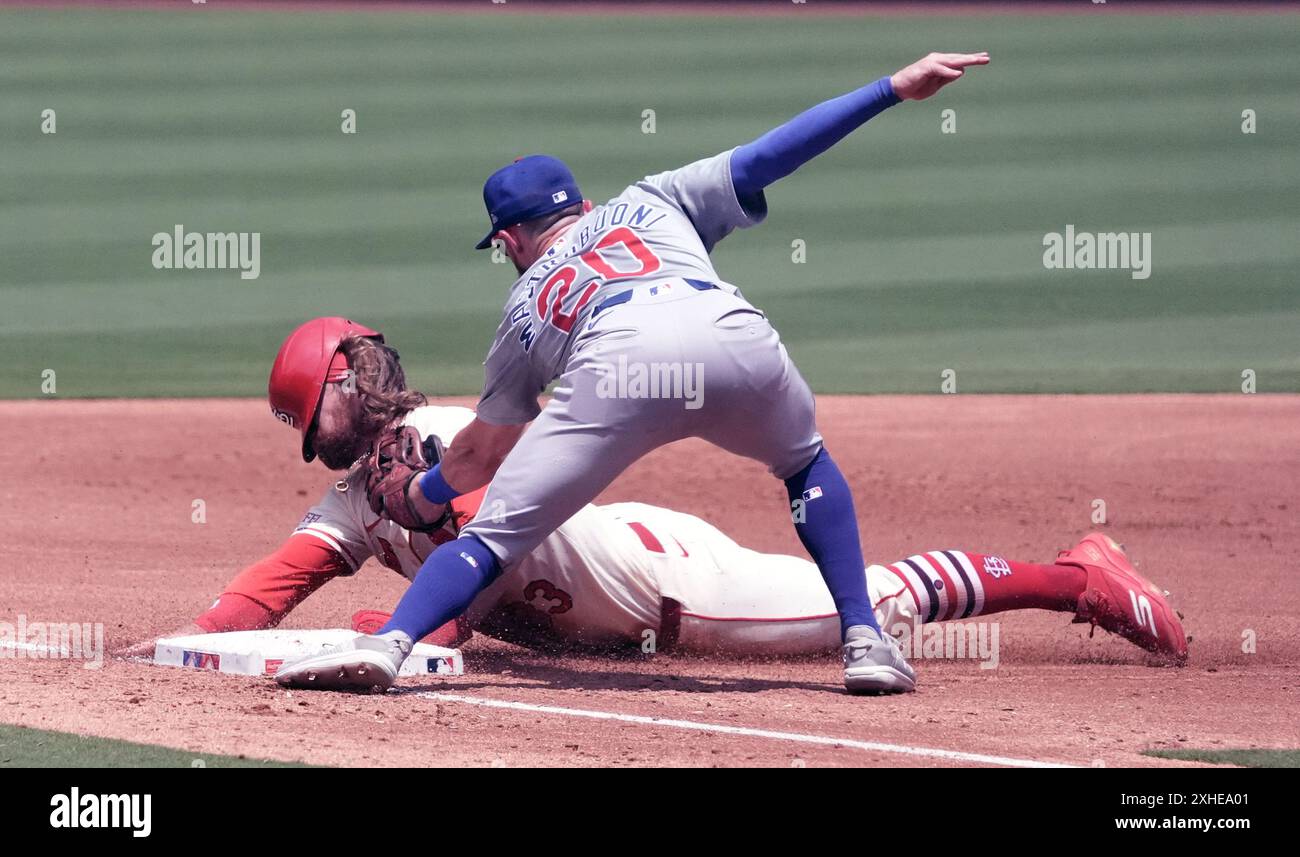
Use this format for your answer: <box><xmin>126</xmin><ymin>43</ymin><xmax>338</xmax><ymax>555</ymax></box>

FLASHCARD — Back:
<box><xmin>379</xmin><ymin>535</ymin><xmax>501</xmax><ymax>641</ymax></box>
<box><xmin>784</xmin><ymin>447</ymin><xmax>879</xmax><ymax>639</ymax></box>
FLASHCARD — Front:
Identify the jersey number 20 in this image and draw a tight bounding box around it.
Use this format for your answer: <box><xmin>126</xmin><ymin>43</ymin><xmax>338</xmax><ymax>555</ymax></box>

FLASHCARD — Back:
<box><xmin>536</xmin><ymin>227</ymin><xmax>662</xmax><ymax>333</ymax></box>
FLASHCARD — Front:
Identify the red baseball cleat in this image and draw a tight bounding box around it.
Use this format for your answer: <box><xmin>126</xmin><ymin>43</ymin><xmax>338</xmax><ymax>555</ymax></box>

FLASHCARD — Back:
<box><xmin>1056</xmin><ymin>533</ymin><xmax>1189</xmax><ymax>664</ymax></box>
<box><xmin>351</xmin><ymin>609</ymin><xmax>390</xmax><ymax>636</ymax></box>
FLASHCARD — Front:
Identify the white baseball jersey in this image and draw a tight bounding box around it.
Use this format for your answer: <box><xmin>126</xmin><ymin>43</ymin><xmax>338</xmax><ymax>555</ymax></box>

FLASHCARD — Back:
<box><xmin>596</xmin><ymin>502</ymin><xmax>917</xmax><ymax>655</ymax></box>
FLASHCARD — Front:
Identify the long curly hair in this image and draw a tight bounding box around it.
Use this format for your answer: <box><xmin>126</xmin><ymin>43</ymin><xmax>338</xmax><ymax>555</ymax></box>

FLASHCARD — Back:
<box><xmin>338</xmin><ymin>334</ymin><xmax>426</xmax><ymax>436</ymax></box>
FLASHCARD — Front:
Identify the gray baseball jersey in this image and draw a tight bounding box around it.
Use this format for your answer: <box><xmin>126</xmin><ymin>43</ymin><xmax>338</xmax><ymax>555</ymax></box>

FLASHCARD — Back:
<box><xmin>463</xmin><ymin>148</ymin><xmax>822</xmax><ymax>566</ymax></box>
<box><xmin>476</xmin><ymin>148</ymin><xmax>766</xmax><ymax>426</ymax></box>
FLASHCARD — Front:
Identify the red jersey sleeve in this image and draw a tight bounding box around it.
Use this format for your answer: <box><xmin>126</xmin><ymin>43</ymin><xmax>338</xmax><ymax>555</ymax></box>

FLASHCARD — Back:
<box><xmin>194</xmin><ymin>534</ymin><xmax>350</xmax><ymax>632</ymax></box>
<box><xmin>449</xmin><ymin>485</ymin><xmax>488</xmax><ymax>531</ymax></box>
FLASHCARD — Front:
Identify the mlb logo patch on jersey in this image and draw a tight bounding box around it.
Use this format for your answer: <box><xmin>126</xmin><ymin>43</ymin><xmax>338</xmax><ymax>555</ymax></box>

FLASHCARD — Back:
<box><xmin>802</xmin><ymin>486</ymin><xmax>823</xmax><ymax>502</ymax></box>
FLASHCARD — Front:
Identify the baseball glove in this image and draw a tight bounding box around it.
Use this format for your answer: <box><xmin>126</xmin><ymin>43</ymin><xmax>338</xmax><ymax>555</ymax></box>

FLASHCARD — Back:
<box><xmin>364</xmin><ymin>424</ymin><xmax>451</xmax><ymax>533</ymax></box>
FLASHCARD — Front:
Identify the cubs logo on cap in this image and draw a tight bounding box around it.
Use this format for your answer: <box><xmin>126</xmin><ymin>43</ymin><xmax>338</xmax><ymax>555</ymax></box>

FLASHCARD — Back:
<box><xmin>475</xmin><ymin>155</ymin><xmax>583</xmax><ymax>249</ymax></box>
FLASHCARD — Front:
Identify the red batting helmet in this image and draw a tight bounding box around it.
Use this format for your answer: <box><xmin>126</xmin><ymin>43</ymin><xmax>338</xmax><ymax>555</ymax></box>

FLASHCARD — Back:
<box><xmin>268</xmin><ymin>317</ymin><xmax>383</xmax><ymax>462</ymax></box>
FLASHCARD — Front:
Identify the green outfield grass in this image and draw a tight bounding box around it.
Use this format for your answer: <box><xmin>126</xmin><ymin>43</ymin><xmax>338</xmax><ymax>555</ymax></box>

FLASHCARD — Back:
<box><xmin>1142</xmin><ymin>748</ymin><xmax>1300</xmax><ymax>768</ymax></box>
<box><xmin>1</xmin><ymin>7</ymin><xmax>1297</xmax><ymax>397</ymax></box>
<box><xmin>0</xmin><ymin>722</ymin><xmax>309</xmax><ymax>767</ymax></box>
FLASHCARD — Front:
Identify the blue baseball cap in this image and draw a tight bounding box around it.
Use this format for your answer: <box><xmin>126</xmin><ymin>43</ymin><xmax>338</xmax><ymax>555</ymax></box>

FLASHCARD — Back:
<box><xmin>475</xmin><ymin>155</ymin><xmax>583</xmax><ymax>249</ymax></box>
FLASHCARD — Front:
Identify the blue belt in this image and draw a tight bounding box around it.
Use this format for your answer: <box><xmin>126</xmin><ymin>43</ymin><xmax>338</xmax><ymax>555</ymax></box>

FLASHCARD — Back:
<box><xmin>590</xmin><ymin>279</ymin><xmax>717</xmax><ymax>319</ymax></box>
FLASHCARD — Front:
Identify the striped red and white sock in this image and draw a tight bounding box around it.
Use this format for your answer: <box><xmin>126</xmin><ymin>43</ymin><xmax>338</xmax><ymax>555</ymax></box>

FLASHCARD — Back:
<box><xmin>881</xmin><ymin>551</ymin><xmax>1086</xmax><ymax>623</ymax></box>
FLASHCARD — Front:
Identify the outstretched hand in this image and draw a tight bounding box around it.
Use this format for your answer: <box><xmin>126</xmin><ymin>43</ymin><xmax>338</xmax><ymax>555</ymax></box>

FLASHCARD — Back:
<box><xmin>890</xmin><ymin>52</ymin><xmax>989</xmax><ymax>101</ymax></box>
<box><xmin>115</xmin><ymin>622</ymin><xmax>205</xmax><ymax>659</ymax></box>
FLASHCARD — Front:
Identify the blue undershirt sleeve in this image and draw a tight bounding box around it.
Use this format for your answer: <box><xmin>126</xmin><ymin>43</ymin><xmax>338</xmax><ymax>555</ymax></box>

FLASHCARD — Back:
<box><xmin>730</xmin><ymin>76</ymin><xmax>900</xmax><ymax>199</ymax></box>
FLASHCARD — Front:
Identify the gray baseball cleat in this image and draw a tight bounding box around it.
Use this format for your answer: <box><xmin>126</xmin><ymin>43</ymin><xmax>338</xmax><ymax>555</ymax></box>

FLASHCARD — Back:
<box><xmin>274</xmin><ymin>630</ymin><xmax>413</xmax><ymax>693</ymax></box>
<box><xmin>842</xmin><ymin>625</ymin><xmax>917</xmax><ymax>694</ymax></box>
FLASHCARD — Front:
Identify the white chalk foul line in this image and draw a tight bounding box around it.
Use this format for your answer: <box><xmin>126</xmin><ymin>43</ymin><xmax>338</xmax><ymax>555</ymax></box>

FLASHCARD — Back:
<box><xmin>416</xmin><ymin>692</ymin><xmax>1073</xmax><ymax>768</ymax></box>
<box><xmin>1</xmin><ymin>640</ymin><xmax>104</xmax><ymax>669</ymax></box>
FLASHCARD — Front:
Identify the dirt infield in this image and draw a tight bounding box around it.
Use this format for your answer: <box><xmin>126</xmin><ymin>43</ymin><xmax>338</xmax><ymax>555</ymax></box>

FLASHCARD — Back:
<box><xmin>1</xmin><ymin>395</ymin><xmax>1295</xmax><ymax>767</ymax></box>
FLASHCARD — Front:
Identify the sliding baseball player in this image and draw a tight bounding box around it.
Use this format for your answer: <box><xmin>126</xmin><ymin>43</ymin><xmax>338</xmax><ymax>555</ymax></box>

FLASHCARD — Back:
<box><xmin>133</xmin><ymin>319</ymin><xmax>1188</xmax><ymax>675</ymax></box>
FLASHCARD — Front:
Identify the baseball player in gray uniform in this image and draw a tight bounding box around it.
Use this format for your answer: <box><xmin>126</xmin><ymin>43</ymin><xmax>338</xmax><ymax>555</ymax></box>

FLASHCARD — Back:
<box><xmin>277</xmin><ymin>52</ymin><xmax>989</xmax><ymax>695</ymax></box>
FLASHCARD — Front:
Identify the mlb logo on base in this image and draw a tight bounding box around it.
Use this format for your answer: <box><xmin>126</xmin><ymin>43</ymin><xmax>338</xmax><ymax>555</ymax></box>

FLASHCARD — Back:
<box><xmin>182</xmin><ymin>649</ymin><xmax>221</xmax><ymax>670</ymax></box>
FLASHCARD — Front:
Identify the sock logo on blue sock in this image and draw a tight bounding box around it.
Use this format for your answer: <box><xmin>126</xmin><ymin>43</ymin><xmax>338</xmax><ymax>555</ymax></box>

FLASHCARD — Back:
<box><xmin>802</xmin><ymin>486</ymin><xmax>823</xmax><ymax>501</ymax></box>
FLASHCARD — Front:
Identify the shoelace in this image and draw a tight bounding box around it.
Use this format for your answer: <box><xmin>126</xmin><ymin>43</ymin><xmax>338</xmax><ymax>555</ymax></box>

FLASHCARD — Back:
<box><xmin>1075</xmin><ymin>590</ymin><xmax>1110</xmax><ymax>639</ymax></box>
<box><xmin>844</xmin><ymin>637</ymin><xmax>878</xmax><ymax>656</ymax></box>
